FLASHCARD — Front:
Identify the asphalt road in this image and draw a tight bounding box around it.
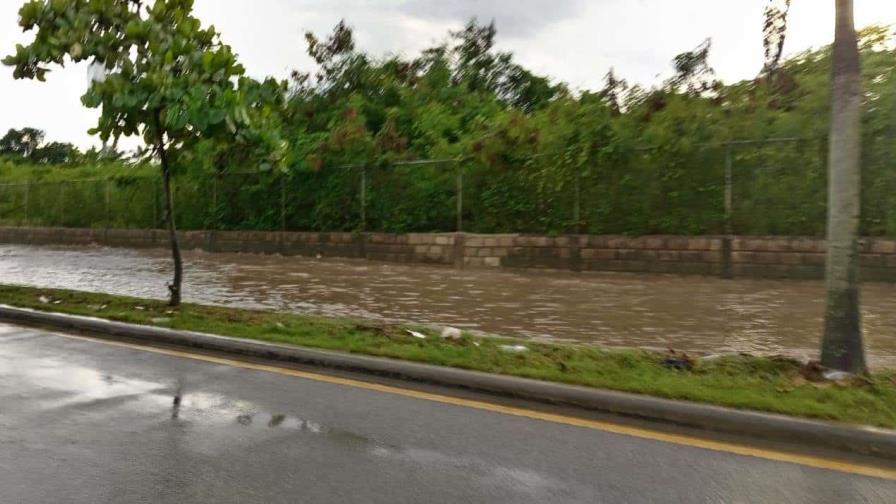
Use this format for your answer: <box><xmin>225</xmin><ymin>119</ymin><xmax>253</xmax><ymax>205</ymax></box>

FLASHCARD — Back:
<box><xmin>1</xmin><ymin>324</ymin><xmax>894</xmax><ymax>503</ymax></box>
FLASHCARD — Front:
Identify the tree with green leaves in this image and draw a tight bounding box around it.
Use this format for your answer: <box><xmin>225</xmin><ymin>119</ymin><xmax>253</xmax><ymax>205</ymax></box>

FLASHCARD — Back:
<box><xmin>665</xmin><ymin>39</ymin><xmax>719</xmax><ymax>97</ymax></box>
<box><xmin>763</xmin><ymin>0</ymin><xmax>866</xmax><ymax>373</ymax></box>
<box><xmin>449</xmin><ymin>19</ymin><xmax>559</xmax><ymax>112</ymax></box>
<box><xmin>32</xmin><ymin>141</ymin><xmax>81</xmax><ymax>165</ymax></box>
<box><xmin>4</xmin><ymin>0</ymin><xmax>269</xmax><ymax>306</ymax></box>
<box><xmin>0</xmin><ymin>127</ymin><xmax>80</xmax><ymax>164</ymax></box>
<box><xmin>0</xmin><ymin>127</ymin><xmax>45</xmax><ymax>159</ymax></box>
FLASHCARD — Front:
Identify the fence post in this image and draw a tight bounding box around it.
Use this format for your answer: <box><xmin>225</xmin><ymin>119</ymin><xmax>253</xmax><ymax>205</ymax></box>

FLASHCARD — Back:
<box><xmin>152</xmin><ymin>178</ymin><xmax>159</xmax><ymax>229</ymax></box>
<box><xmin>105</xmin><ymin>179</ymin><xmax>112</xmax><ymax>228</ymax></box>
<box><xmin>724</xmin><ymin>143</ymin><xmax>733</xmax><ymax>235</ymax></box>
<box><xmin>456</xmin><ymin>168</ymin><xmax>464</xmax><ymax>232</ymax></box>
<box><xmin>721</xmin><ymin>142</ymin><xmax>734</xmax><ymax>279</ymax></box>
<box><xmin>23</xmin><ymin>181</ymin><xmax>30</xmax><ymax>226</ymax></box>
<box><xmin>360</xmin><ymin>166</ymin><xmax>367</xmax><ymax>231</ymax></box>
<box><xmin>573</xmin><ymin>170</ymin><xmax>581</xmax><ymax>234</ymax></box>
<box><xmin>59</xmin><ymin>183</ymin><xmax>66</xmax><ymax>227</ymax></box>
<box><xmin>212</xmin><ymin>175</ymin><xmax>218</xmax><ymax>230</ymax></box>
<box><xmin>280</xmin><ymin>174</ymin><xmax>287</xmax><ymax>232</ymax></box>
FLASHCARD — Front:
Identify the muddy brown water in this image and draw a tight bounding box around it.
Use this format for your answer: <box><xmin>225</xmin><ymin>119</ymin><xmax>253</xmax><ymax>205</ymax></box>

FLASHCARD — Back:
<box><xmin>1</xmin><ymin>244</ymin><xmax>894</xmax><ymax>367</ymax></box>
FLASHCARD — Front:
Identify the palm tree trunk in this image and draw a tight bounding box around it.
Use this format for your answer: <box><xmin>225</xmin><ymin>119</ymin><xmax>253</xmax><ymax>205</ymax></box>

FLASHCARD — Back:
<box><xmin>821</xmin><ymin>0</ymin><xmax>866</xmax><ymax>373</ymax></box>
<box><xmin>154</xmin><ymin>111</ymin><xmax>183</xmax><ymax>307</ymax></box>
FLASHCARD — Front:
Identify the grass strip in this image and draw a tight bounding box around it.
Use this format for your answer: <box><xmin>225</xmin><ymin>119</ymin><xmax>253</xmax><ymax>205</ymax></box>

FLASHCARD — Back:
<box><xmin>0</xmin><ymin>283</ymin><xmax>894</xmax><ymax>428</ymax></box>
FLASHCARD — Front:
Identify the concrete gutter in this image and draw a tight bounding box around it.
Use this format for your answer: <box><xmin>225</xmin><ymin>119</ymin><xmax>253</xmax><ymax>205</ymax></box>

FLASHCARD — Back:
<box><xmin>1</xmin><ymin>304</ymin><xmax>894</xmax><ymax>459</ymax></box>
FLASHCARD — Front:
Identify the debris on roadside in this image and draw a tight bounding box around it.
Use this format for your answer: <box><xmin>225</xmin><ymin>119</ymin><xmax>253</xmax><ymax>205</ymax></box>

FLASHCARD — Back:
<box><xmin>38</xmin><ymin>295</ymin><xmax>52</xmax><ymax>304</ymax></box>
<box><xmin>662</xmin><ymin>357</ymin><xmax>694</xmax><ymax>370</ymax></box>
<box><xmin>800</xmin><ymin>361</ymin><xmax>826</xmax><ymax>382</ymax></box>
<box><xmin>500</xmin><ymin>345</ymin><xmax>529</xmax><ymax>353</ymax></box>
<box><xmin>406</xmin><ymin>329</ymin><xmax>427</xmax><ymax>340</ymax></box>
<box><xmin>440</xmin><ymin>327</ymin><xmax>462</xmax><ymax>340</ymax></box>
<box><xmin>661</xmin><ymin>349</ymin><xmax>695</xmax><ymax>371</ymax></box>
<box><xmin>822</xmin><ymin>370</ymin><xmax>854</xmax><ymax>382</ymax></box>
<box><xmin>799</xmin><ymin>361</ymin><xmax>866</xmax><ymax>384</ymax></box>
<box><xmin>135</xmin><ymin>306</ymin><xmax>146</xmax><ymax>311</ymax></box>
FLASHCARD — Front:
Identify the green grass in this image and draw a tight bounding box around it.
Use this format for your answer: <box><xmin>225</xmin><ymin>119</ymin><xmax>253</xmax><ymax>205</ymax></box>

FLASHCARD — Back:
<box><xmin>1</xmin><ymin>283</ymin><xmax>894</xmax><ymax>428</ymax></box>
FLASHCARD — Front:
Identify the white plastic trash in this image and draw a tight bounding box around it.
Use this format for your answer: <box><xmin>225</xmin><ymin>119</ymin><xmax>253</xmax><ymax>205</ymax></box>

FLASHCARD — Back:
<box><xmin>406</xmin><ymin>330</ymin><xmax>427</xmax><ymax>340</ymax></box>
<box><xmin>823</xmin><ymin>370</ymin><xmax>853</xmax><ymax>382</ymax></box>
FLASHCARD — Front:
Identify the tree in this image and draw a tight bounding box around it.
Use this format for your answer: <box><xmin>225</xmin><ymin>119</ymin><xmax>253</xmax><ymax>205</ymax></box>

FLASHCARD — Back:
<box><xmin>32</xmin><ymin>141</ymin><xmax>81</xmax><ymax>164</ymax></box>
<box><xmin>665</xmin><ymin>39</ymin><xmax>719</xmax><ymax>96</ymax></box>
<box><xmin>0</xmin><ymin>127</ymin><xmax>45</xmax><ymax>158</ymax></box>
<box><xmin>303</xmin><ymin>20</ymin><xmax>364</xmax><ymax>94</ymax></box>
<box><xmin>5</xmin><ymin>0</ymin><xmax>262</xmax><ymax>306</ymax></box>
<box><xmin>600</xmin><ymin>69</ymin><xmax>629</xmax><ymax>115</ymax></box>
<box><xmin>763</xmin><ymin>0</ymin><xmax>866</xmax><ymax>372</ymax></box>
<box><xmin>762</xmin><ymin>0</ymin><xmax>791</xmax><ymax>76</ymax></box>
<box><xmin>450</xmin><ymin>19</ymin><xmax>558</xmax><ymax>112</ymax></box>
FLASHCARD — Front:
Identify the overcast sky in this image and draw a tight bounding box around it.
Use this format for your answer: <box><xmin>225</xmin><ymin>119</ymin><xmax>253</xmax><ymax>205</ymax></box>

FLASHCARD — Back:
<box><xmin>2</xmin><ymin>0</ymin><xmax>895</xmax><ymax>149</ymax></box>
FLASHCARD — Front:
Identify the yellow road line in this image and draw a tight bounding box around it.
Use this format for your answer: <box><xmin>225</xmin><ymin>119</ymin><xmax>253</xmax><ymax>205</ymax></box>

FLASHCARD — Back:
<box><xmin>55</xmin><ymin>332</ymin><xmax>896</xmax><ymax>481</ymax></box>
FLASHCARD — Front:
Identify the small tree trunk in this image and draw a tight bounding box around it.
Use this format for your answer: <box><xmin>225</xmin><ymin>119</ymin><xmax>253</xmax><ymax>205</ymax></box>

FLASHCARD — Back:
<box><xmin>154</xmin><ymin>112</ymin><xmax>184</xmax><ymax>307</ymax></box>
<box><xmin>821</xmin><ymin>0</ymin><xmax>866</xmax><ymax>373</ymax></box>
<box><xmin>161</xmin><ymin>161</ymin><xmax>184</xmax><ymax>306</ymax></box>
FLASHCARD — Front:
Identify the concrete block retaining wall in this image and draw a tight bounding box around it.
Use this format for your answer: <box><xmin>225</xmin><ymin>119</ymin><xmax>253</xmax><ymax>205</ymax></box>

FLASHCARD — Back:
<box><xmin>3</xmin><ymin>227</ymin><xmax>896</xmax><ymax>281</ymax></box>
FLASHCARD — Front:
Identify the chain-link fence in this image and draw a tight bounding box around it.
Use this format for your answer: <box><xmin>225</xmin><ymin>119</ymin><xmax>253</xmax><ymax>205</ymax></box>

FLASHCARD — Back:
<box><xmin>0</xmin><ymin>137</ymin><xmax>891</xmax><ymax>236</ymax></box>
<box><xmin>0</xmin><ymin>176</ymin><xmax>160</xmax><ymax>229</ymax></box>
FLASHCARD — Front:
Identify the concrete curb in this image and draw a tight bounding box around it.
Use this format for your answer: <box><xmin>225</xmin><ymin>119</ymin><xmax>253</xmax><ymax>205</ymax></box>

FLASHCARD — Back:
<box><xmin>2</xmin><ymin>304</ymin><xmax>895</xmax><ymax>459</ymax></box>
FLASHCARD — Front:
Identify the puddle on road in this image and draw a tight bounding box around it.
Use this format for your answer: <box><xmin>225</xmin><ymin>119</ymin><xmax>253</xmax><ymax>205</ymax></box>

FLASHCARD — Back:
<box><xmin>0</xmin><ymin>353</ymin><xmax>164</xmax><ymax>411</ymax></box>
<box><xmin>1</xmin><ymin>243</ymin><xmax>895</xmax><ymax>366</ymax></box>
<box><xmin>0</xmin><ymin>332</ymin><xmax>589</xmax><ymax>499</ymax></box>
<box><xmin>0</xmin><ymin>336</ymin><xmax>385</xmax><ymax>452</ymax></box>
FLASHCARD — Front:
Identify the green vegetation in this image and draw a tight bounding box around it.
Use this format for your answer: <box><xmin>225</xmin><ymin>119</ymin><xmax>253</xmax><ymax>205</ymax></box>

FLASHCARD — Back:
<box><xmin>0</xmin><ymin>127</ymin><xmax>83</xmax><ymax>165</ymax></box>
<box><xmin>4</xmin><ymin>20</ymin><xmax>896</xmax><ymax>236</ymax></box>
<box><xmin>0</xmin><ymin>161</ymin><xmax>157</xmax><ymax>228</ymax></box>
<box><xmin>4</xmin><ymin>0</ymin><xmax>287</xmax><ymax>305</ymax></box>
<box><xmin>1</xmin><ymin>283</ymin><xmax>893</xmax><ymax>428</ymax></box>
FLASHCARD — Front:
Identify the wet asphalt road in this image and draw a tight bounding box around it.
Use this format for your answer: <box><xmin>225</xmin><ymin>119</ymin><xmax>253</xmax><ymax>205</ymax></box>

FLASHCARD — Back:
<box><xmin>1</xmin><ymin>325</ymin><xmax>895</xmax><ymax>504</ymax></box>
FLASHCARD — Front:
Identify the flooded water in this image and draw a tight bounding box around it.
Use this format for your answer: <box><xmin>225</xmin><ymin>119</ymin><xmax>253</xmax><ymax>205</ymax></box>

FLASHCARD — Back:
<box><xmin>1</xmin><ymin>243</ymin><xmax>895</xmax><ymax>367</ymax></box>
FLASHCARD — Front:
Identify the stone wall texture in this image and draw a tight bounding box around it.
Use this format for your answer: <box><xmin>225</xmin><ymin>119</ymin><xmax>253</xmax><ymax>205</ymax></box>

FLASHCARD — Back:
<box><xmin>2</xmin><ymin>227</ymin><xmax>896</xmax><ymax>281</ymax></box>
